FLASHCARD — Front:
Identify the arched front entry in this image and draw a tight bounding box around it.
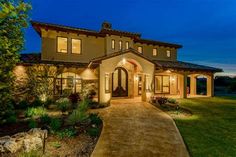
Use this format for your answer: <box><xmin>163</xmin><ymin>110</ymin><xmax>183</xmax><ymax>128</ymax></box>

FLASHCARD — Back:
<box><xmin>112</xmin><ymin>67</ymin><xmax>128</xmax><ymax>97</ymax></box>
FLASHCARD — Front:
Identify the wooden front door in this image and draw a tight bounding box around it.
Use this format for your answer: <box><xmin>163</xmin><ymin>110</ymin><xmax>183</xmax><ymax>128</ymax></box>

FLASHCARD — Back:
<box><xmin>112</xmin><ymin>67</ymin><xmax>128</xmax><ymax>97</ymax></box>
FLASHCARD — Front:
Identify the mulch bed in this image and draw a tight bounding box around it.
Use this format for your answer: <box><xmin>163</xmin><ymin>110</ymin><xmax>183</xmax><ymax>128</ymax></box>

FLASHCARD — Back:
<box><xmin>152</xmin><ymin>102</ymin><xmax>192</xmax><ymax>118</ymax></box>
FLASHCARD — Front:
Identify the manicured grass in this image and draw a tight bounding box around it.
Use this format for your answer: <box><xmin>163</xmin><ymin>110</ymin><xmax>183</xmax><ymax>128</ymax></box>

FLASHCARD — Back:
<box><xmin>175</xmin><ymin>97</ymin><xmax>236</xmax><ymax>157</ymax></box>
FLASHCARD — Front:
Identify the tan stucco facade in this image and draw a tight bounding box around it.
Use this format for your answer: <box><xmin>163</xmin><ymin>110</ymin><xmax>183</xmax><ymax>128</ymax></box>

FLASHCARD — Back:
<box><xmin>98</xmin><ymin>52</ymin><xmax>155</xmax><ymax>103</ymax></box>
<box><xmin>18</xmin><ymin>21</ymin><xmax>219</xmax><ymax>103</ymax></box>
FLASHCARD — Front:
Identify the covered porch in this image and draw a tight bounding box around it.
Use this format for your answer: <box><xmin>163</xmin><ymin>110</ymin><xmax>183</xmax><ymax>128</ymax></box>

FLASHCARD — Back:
<box><xmin>153</xmin><ymin>60</ymin><xmax>222</xmax><ymax>99</ymax></box>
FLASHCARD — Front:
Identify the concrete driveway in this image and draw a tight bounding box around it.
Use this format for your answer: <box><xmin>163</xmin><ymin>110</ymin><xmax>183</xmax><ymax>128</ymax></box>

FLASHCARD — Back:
<box><xmin>91</xmin><ymin>98</ymin><xmax>189</xmax><ymax>157</ymax></box>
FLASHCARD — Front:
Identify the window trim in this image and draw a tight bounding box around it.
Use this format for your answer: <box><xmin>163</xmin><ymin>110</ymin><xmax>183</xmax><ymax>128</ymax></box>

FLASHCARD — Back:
<box><xmin>138</xmin><ymin>46</ymin><xmax>143</xmax><ymax>54</ymax></box>
<box><xmin>125</xmin><ymin>41</ymin><xmax>129</xmax><ymax>49</ymax></box>
<box><xmin>105</xmin><ymin>73</ymin><xmax>110</xmax><ymax>93</ymax></box>
<box><xmin>166</xmin><ymin>50</ymin><xmax>171</xmax><ymax>58</ymax></box>
<box><xmin>119</xmin><ymin>40</ymin><xmax>122</xmax><ymax>50</ymax></box>
<box><xmin>57</xmin><ymin>36</ymin><xmax>68</xmax><ymax>53</ymax></box>
<box><xmin>153</xmin><ymin>48</ymin><xmax>157</xmax><ymax>56</ymax></box>
<box><xmin>154</xmin><ymin>75</ymin><xmax>170</xmax><ymax>94</ymax></box>
<box><xmin>71</xmin><ymin>38</ymin><xmax>82</xmax><ymax>54</ymax></box>
<box><xmin>111</xmin><ymin>39</ymin><xmax>115</xmax><ymax>50</ymax></box>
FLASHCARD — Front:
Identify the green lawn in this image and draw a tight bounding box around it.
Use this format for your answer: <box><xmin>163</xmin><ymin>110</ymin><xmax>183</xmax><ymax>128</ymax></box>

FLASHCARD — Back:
<box><xmin>175</xmin><ymin>97</ymin><xmax>236</xmax><ymax>157</ymax></box>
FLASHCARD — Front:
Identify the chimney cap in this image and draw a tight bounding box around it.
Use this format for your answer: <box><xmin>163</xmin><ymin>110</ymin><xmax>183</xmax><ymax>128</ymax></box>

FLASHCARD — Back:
<box><xmin>102</xmin><ymin>21</ymin><xmax>112</xmax><ymax>30</ymax></box>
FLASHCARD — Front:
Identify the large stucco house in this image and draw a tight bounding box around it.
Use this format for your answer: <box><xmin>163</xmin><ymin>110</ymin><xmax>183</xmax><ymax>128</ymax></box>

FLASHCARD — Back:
<box><xmin>16</xmin><ymin>21</ymin><xmax>222</xmax><ymax>103</ymax></box>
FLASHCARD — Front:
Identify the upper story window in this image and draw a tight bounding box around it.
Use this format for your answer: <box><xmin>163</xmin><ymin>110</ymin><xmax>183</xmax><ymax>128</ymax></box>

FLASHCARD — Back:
<box><xmin>125</xmin><ymin>41</ymin><xmax>129</xmax><ymax>49</ymax></box>
<box><xmin>166</xmin><ymin>50</ymin><xmax>171</xmax><ymax>57</ymax></box>
<box><xmin>119</xmin><ymin>41</ymin><xmax>122</xmax><ymax>50</ymax></box>
<box><xmin>111</xmin><ymin>39</ymin><xmax>115</xmax><ymax>49</ymax></box>
<box><xmin>138</xmin><ymin>46</ymin><xmax>143</xmax><ymax>53</ymax></box>
<box><xmin>57</xmin><ymin>37</ymin><xmax>68</xmax><ymax>53</ymax></box>
<box><xmin>72</xmin><ymin>39</ymin><xmax>81</xmax><ymax>54</ymax></box>
<box><xmin>153</xmin><ymin>48</ymin><xmax>157</xmax><ymax>56</ymax></box>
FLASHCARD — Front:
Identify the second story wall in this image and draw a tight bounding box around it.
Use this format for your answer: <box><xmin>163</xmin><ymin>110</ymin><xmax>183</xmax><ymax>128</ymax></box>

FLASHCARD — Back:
<box><xmin>41</xmin><ymin>29</ymin><xmax>105</xmax><ymax>63</ymax></box>
<box><xmin>104</xmin><ymin>35</ymin><xmax>134</xmax><ymax>54</ymax></box>
<box><xmin>133</xmin><ymin>42</ymin><xmax>177</xmax><ymax>61</ymax></box>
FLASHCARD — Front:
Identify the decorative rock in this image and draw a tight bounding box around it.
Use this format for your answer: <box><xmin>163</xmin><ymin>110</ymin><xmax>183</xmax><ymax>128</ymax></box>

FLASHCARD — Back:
<box><xmin>12</xmin><ymin>132</ymin><xmax>26</xmax><ymax>141</ymax></box>
<box><xmin>0</xmin><ymin>136</ymin><xmax>11</xmax><ymax>145</ymax></box>
<box><xmin>0</xmin><ymin>128</ymin><xmax>47</xmax><ymax>154</ymax></box>
<box><xmin>0</xmin><ymin>145</ymin><xmax>5</xmax><ymax>153</ymax></box>
<box><xmin>23</xmin><ymin>137</ymin><xmax>42</xmax><ymax>152</ymax></box>
<box><xmin>4</xmin><ymin>140</ymin><xmax>19</xmax><ymax>153</ymax></box>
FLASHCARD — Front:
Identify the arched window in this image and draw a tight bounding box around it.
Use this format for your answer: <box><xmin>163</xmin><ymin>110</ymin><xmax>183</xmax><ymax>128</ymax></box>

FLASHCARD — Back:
<box><xmin>55</xmin><ymin>72</ymin><xmax>82</xmax><ymax>95</ymax></box>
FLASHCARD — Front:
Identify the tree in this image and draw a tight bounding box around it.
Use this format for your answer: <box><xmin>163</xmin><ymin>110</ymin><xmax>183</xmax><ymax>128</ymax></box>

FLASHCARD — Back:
<box><xmin>0</xmin><ymin>0</ymin><xmax>31</xmax><ymax>122</ymax></box>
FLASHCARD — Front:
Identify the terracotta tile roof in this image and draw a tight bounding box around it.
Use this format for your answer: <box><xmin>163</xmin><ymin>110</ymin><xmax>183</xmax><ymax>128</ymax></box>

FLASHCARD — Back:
<box><xmin>31</xmin><ymin>21</ymin><xmax>182</xmax><ymax>48</ymax></box>
<box><xmin>100</xmin><ymin>28</ymin><xmax>141</xmax><ymax>38</ymax></box>
<box><xmin>31</xmin><ymin>21</ymin><xmax>104</xmax><ymax>37</ymax></box>
<box><xmin>134</xmin><ymin>38</ymin><xmax>182</xmax><ymax>48</ymax></box>
<box><xmin>20</xmin><ymin>53</ymin><xmax>88</xmax><ymax>68</ymax></box>
<box><xmin>90</xmin><ymin>48</ymin><xmax>154</xmax><ymax>64</ymax></box>
<box><xmin>153</xmin><ymin>60</ymin><xmax>223</xmax><ymax>72</ymax></box>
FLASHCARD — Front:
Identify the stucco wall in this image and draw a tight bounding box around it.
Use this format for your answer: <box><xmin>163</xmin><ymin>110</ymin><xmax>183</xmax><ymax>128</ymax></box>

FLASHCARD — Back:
<box><xmin>41</xmin><ymin>29</ymin><xmax>105</xmax><ymax>63</ymax></box>
<box><xmin>99</xmin><ymin>52</ymin><xmax>155</xmax><ymax>103</ymax></box>
<box><xmin>133</xmin><ymin>43</ymin><xmax>177</xmax><ymax>61</ymax></box>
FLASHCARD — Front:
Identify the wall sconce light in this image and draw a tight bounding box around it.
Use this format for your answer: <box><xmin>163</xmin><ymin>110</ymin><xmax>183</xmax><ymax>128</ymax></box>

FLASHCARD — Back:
<box><xmin>135</xmin><ymin>75</ymin><xmax>139</xmax><ymax>81</ymax></box>
<box><xmin>122</xmin><ymin>58</ymin><xmax>126</xmax><ymax>65</ymax></box>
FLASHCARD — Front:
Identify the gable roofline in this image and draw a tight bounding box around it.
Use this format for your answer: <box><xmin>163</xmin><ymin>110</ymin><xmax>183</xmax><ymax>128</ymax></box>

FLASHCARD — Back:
<box><xmin>134</xmin><ymin>38</ymin><xmax>182</xmax><ymax>49</ymax></box>
<box><xmin>88</xmin><ymin>48</ymin><xmax>155</xmax><ymax>68</ymax></box>
<box><xmin>31</xmin><ymin>20</ymin><xmax>182</xmax><ymax>48</ymax></box>
<box><xmin>31</xmin><ymin>20</ymin><xmax>104</xmax><ymax>37</ymax></box>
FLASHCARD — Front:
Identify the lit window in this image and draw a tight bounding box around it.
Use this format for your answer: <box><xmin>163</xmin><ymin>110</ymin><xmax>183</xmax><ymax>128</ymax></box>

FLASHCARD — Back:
<box><xmin>119</xmin><ymin>41</ymin><xmax>122</xmax><ymax>50</ymax></box>
<box><xmin>167</xmin><ymin>50</ymin><xmax>171</xmax><ymax>57</ymax></box>
<box><xmin>138</xmin><ymin>46</ymin><xmax>143</xmax><ymax>53</ymax></box>
<box><xmin>57</xmin><ymin>37</ymin><xmax>68</xmax><ymax>53</ymax></box>
<box><xmin>153</xmin><ymin>48</ymin><xmax>157</xmax><ymax>56</ymax></box>
<box><xmin>155</xmin><ymin>75</ymin><xmax>170</xmax><ymax>93</ymax></box>
<box><xmin>125</xmin><ymin>41</ymin><xmax>129</xmax><ymax>49</ymax></box>
<box><xmin>72</xmin><ymin>39</ymin><xmax>81</xmax><ymax>54</ymax></box>
<box><xmin>111</xmin><ymin>39</ymin><xmax>115</xmax><ymax>49</ymax></box>
<box><xmin>105</xmin><ymin>73</ymin><xmax>110</xmax><ymax>93</ymax></box>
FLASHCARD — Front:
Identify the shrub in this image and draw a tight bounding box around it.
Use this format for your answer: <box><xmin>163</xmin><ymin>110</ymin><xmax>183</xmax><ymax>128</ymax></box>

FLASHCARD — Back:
<box><xmin>18</xmin><ymin>150</ymin><xmax>42</xmax><ymax>157</ymax></box>
<box><xmin>78</xmin><ymin>99</ymin><xmax>89</xmax><ymax>112</ymax></box>
<box><xmin>68</xmin><ymin>93</ymin><xmax>80</xmax><ymax>105</ymax></box>
<box><xmin>17</xmin><ymin>100</ymin><xmax>29</xmax><ymax>109</ymax></box>
<box><xmin>31</xmin><ymin>98</ymin><xmax>43</xmax><ymax>107</ymax></box>
<box><xmin>44</xmin><ymin>99</ymin><xmax>55</xmax><ymax>108</ymax></box>
<box><xmin>87</xmin><ymin>89</ymin><xmax>96</xmax><ymax>99</ymax></box>
<box><xmin>156</xmin><ymin>97</ymin><xmax>168</xmax><ymax>105</ymax></box>
<box><xmin>89</xmin><ymin>113</ymin><xmax>102</xmax><ymax>126</ymax></box>
<box><xmin>56</xmin><ymin>98</ymin><xmax>70</xmax><ymax>113</ymax></box>
<box><xmin>6</xmin><ymin>115</ymin><xmax>17</xmax><ymax>124</ymax></box>
<box><xmin>40</xmin><ymin>114</ymin><xmax>51</xmax><ymax>125</ymax></box>
<box><xmin>167</xmin><ymin>98</ymin><xmax>177</xmax><ymax>104</ymax></box>
<box><xmin>50</xmin><ymin>141</ymin><xmax>61</xmax><ymax>149</ymax></box>
<box><xmin>49</xmin><ymin>118</ymin><xmax>62</xmax><ymax>131</ymax></box>
<box><xmin>28</xmin><ymin>119</ymin><xmax>38</xmax><ymax>129</ymax></box>
<box><xmin>66</xmin><ymin>109</ymin><xmax>88</xmax><ymax>126</ymax></box>
<box><xmin>25</xmin><ymin>107</ymin><xmax>46</xmax><ymax>117</ymax></box>
<box><xmin>56</xmin><ymin>128</ymin><xmax>77</xmax><ymax>139</ymax></box>
<box><xmin>87</xmin><ymin>127</ymin><xmax>100</xmax><ymax>137</ymax></box>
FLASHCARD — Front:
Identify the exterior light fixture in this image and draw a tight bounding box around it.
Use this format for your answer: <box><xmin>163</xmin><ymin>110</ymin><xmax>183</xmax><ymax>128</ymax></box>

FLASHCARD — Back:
<box><xmin>135</xmin><ymin>75</ymin><xmax>139</xmax><ymax>81</ymax></box>
<box><xmin>166</xmin><ymin>70</ymin><xmax>171</xmax><ymax>73</ymax></box>
<box><xmin>122</xmin><ymin>58</ymin><xmax>126</xmax><ymax>65</ymax></box>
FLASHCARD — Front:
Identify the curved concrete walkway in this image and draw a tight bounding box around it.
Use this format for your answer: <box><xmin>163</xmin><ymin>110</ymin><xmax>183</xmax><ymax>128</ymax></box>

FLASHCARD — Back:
<box><xmin>91</xmin><ymin>98</ymin><xmax>189</xmax><ymax>157</ymax></box>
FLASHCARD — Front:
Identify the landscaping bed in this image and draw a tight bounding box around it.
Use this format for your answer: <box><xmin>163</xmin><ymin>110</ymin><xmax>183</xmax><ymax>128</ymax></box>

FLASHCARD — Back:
<box><xmin>0</xmin><ymin>91</ymin><xmax>108</xmax><ymax>156</ymax></box>
<box><xmin>151</xmin><ymin>96</ymin><xmax>192</xmax><ymax>118</ymax></box>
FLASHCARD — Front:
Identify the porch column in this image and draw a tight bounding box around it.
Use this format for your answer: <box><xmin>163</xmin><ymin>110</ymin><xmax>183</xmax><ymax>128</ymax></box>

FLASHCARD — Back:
<box><xmin>180</xmin><ymin>73</ymin><xmax>188</xmax><ymax>98</ymax></box>
<box><xmin>190</xmin><ymin>75</ymin><xmax>197</xmax><ymax>96</ymax></box>
<box><xmin>141</xmin><ymin>74</ymin><xmax>146</xmax><ymax>101</ymax></box>
<box><xmin>207</xmin><ymin>73</ymin><xmax>214</xmax><ymax>97</ymax></box>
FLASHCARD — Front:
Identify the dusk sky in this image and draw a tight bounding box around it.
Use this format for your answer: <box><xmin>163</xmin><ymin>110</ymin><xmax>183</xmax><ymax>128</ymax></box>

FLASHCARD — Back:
<box><xmin>23</xmin><ymin>0</ymin><xmax>236</xmax><ymax>76</ymax></box>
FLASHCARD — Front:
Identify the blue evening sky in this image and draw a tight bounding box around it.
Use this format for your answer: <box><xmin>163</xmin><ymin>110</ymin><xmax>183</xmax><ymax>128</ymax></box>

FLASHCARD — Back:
<box><xmin>23</xmin><ymin>0</ymin><xmax>236</xmax><ymax>76</ymax></box>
